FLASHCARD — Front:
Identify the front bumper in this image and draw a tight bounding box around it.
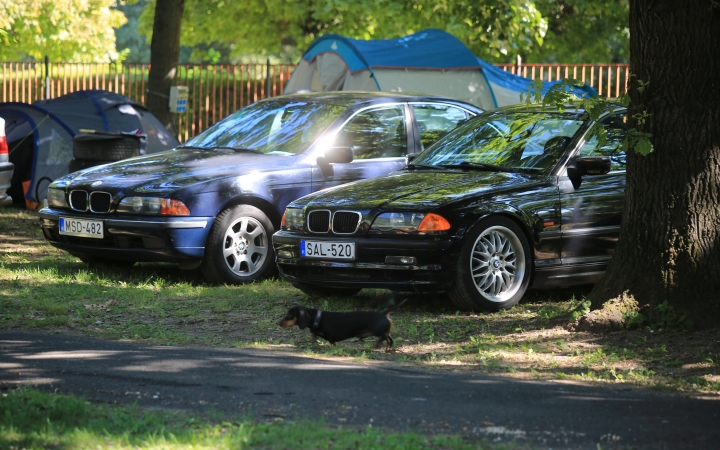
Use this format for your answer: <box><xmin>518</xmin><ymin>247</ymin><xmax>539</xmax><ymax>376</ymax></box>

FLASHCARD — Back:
<box><xmin>272</xmin><ymin>230</ymin><xmax>459</xmax><ymax>291</ymax></box>
<box><xmin>39</xmin><ymin>207</ymin><xmax>214</xmax><ymax>263</ymax></box>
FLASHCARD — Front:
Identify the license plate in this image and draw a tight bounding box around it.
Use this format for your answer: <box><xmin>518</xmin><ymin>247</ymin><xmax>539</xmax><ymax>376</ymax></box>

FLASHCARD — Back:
<box><xmin>59</xmin><ymin>217</ymin><xmax>104</xmax><ymax>239</ymax></box>
<box><xmin>301</xmin><ymin>240</ymin><xmax>355</xmax><ymax>260</ymax></box>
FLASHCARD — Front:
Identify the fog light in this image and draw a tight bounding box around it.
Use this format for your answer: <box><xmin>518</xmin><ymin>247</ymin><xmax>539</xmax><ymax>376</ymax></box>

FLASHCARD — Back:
<box><xmin>278</xmin><ymin>250</ymin><xmax>294</xmax><ymax>259</ymax></box>
<box><xmin>385</xmin><ymin>256</ymin><xmax>416</xmax><ymax>265</ymax></box>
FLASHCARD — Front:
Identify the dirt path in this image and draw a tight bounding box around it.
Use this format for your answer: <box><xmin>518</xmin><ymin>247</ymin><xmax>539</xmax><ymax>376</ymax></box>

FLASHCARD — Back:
<box><xmin>2</xmin><ymin>331</ymin><xmax>718</xmax><ymax>449</ymax></box>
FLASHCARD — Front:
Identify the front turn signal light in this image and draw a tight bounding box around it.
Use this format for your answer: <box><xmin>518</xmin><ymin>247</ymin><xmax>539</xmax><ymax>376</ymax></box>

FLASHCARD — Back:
<box><xmin>160</xmin><ymin>199</ymin><xmax>190</xmax><ymax>216</ymax></box>
<box><xmin>417</xmin><ymin>213</ymin><xmax>451</xmax><ymax>232</ymax></box>
<box><xmin>281</xmin><ymin>210</ymin><xmax>287</xmax><ymax>227</ymax></box>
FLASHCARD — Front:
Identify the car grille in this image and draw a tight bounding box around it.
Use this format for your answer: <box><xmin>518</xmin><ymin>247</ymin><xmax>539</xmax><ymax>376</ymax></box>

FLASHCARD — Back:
<box><xmin>69</xmin><ymin>190</ymin><xmax>87</xmax><ymax>211</ymax></box>
<box><xmin>89</xmin><ymin>192</ymin><xmax>112</xmax><ymax>213</ymax></box>
<box><xmin>332</xmin><ymin>211</ymin><xmax>361</xmax><ymax>234</ymax></box>
<box><xmin>69</xmin><ymin>190</ymin><xmax>112</xmax><ymax>213</ymax></box>
<box><xmin>308</xmin><ymin>210</ymin><xmax>330</xmax><ymax>233</ymax></box>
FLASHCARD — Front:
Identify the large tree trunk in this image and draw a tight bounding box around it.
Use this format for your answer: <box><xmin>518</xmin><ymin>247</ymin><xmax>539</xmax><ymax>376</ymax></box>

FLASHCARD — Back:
<box><xmin>588</xmin><ymin>1</ymin><xmax>720</xmax><ymax>328</ymax></box>
<box><xmin>146</xmin><ymin>0</ymin><xmax>185</xmax><ymax>130</ymax></box>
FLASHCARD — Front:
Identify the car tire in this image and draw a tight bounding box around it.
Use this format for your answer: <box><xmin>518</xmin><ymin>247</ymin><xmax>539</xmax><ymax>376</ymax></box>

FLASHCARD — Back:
<box><xmin>78</xmin><ymin>256</ymin><xmax>135</xmax><ymax>268</ymax></box>
<box><xmin>72</xmin><ymin>137</ymin><xmax>142</xmax><ymax>161</ymax></box>
<box><xmin>201</xmin><ymin>205</ymin><xmax>276</xmax><ymax>285</ymax></box>
<box><xmin>449</xmin><ymin>216</ymin><xmax>531</xmax><ymax>311</ymax></box>
<box><xmin>293</xmin><ymin>283</ymin><xmax>362</xmax><ymax>298</ymax></box>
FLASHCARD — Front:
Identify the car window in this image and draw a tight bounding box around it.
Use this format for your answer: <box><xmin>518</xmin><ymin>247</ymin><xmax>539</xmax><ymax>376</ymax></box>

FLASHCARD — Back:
<box><xmin>334</xmin><ymin>106</ymin><xmax>407</xmax><ymax>159</ymax></box>
<box><xmin>183</xmin><ymin>100</ymin><xmax>345</xmax><ymax>155</ymax></box>
<box><xmin>411</xmin><ymin>104</ymin><xmax>469</xmax><ymax>151</ymax></box>
<box><xmin>578</xmin><ymin>114</ymin><xmax>627</xmax><ymax>172</ymax></box>
<box><xmin>414</xmin><ymin>111</ymin><xmax>584</xmax><ymax>171</ymax></box>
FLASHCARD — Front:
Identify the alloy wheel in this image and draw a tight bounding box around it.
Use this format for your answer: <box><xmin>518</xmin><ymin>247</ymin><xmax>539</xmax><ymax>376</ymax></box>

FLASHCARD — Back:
<box><xmin>222</xmin><ymin>216</ymin><xmax>268</xmax><ymax>276</ymax></box>
<box><xmin>470</xmin><ymin>225</ymin><xmax>526</xmax><ymax>303</ymax></box>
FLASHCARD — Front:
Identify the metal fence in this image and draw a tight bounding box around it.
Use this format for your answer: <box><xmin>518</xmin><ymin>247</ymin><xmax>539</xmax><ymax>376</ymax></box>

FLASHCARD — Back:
<box><xmin>495</xmin><ymin>63</ymin><xmax>630</xmax><ymax>98</ymax></box>
<box><xmin>1</xmin><ymin>61</ymin><xmax>629</xmax><ymax>141</ymax></box>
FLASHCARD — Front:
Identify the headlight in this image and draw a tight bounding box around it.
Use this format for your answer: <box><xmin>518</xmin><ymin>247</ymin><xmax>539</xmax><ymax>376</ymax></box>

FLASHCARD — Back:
<box><xmin>370</xmin><ymin>212</ymin><xmax>425</xmax><ymax>232</ymax></box>
<box><xmin>370</xmin><ymin>212</ymin><xmax>451</xmax><ymax>233</ymax></box>
<box><xmin>116</xmin><ymin>197</ymin><xmax>190</xmax><ymax>215</ymax></box>
<box><xmin>47</xmin><ymin>188</ymin><xmax>68</xmax><ymax>208</ymax></box>
<box><xmin>281</xmin><ymin>207</ymin><xmax>304</xmax><ymax>231</ymax></box>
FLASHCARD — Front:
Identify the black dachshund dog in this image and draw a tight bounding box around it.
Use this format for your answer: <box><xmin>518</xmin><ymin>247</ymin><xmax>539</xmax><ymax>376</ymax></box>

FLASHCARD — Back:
<box><xmin>279</xmin><ymin>300</ymin><xmax>407</xmax><ymax>351</ymax></box>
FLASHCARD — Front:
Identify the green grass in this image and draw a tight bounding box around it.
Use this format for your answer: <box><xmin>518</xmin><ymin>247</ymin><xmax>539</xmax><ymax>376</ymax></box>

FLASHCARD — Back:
<box><xmin>2</xmin><ymin>388</ymin><xmax>510</xmax><ymax>450</ymax></box>
<box><xmin>1</xmin><ymin>206</ymin><xmax>720</xmax><ymax>397</ymax></box>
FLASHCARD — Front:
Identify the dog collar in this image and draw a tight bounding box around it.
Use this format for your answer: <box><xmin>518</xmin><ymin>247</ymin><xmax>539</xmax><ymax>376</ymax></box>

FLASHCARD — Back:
<box><xmin>311</xmin><ymin>310</ymin><xmax>322</xmax><ymax>330</ymax></box>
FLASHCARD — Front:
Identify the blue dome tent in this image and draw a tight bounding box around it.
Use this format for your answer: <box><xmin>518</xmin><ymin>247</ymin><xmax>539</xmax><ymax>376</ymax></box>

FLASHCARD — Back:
<box><xmin>0</xmin><ymin>90</ymin><xmax>179</xmax><ymax>204</ymax></box>
<box><xmin>285</xmin><ymin>29</ymin><xmax>597</xmax><ymax>109</ymax></box>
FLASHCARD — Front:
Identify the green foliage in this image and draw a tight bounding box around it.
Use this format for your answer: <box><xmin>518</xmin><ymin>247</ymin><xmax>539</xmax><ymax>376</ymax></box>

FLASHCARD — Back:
<box><xmin>133</xmin><ymin>0</ymin><xmax>628</xmax><ymax>63</ymax></box>
<box><xmin>653</xmin><ymin>300</ymin><xmax>693</xmax><ymax>331</ymax></box>
<box><xmin>622</xmin><ymin>128</ymin><xmax>654</xmax><ymax>156</ymax></box>
<box><xmin>622</xmin><ymin>310</ymin><xmax>646</xmax><ymax>328</ymax></box>
<box><xmin>531</xmin><ymin>0</ymin><xmax>629</xmax><ymax>63</ymax></box>
<box><xmin>537</xmin><ymin>295</ymin><xmax>584</xmax><ymax>319</ymax></box>
<box><xmin>114</xmin><ymin>0</ymin><xmax>152</xmax><ymax>63</ymax></box>
<box><xmin>570</xmin><ymin>300</ymin><xmax>591</xmax><ymax>321</ymax></box>
<box><xmin>622</xmin><ymin>300</ymin><xmax>693</xmax><ymax>331</ymax></box>
<box><xmin>0</xmin><ymin>0</ymin><xmax>126</xmax><ymax>62</ymax></box>
<box><xmin>138</xmin><ymin>0</ymin><xmax>548</xmax><ymax>63</ymax></box>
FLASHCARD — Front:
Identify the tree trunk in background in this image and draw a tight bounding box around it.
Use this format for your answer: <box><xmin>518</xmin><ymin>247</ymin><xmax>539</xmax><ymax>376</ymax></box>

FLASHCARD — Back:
<box><xmin>146</xmin><ymin>0</ymin><xmax>185</xmax><ymax>130</ymax></box>
<box><xmin>588</xmin><ymin>1</ymin><xmax>720</xmax><ymax>327</ymax></box>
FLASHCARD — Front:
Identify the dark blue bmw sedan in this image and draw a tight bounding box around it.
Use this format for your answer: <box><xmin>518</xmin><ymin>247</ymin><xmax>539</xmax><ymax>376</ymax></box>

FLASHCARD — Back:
<box><xmin>38</xmin><ymin>92</ymin><xmax>481</xmax><ymax>284</ymax></box>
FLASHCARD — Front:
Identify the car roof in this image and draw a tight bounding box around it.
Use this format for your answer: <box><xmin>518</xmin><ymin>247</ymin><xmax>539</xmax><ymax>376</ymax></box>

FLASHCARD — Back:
<box><xmin>264</xmin><ymin>91</ymin><xmax>482</xmax><ymax>110</ymax></box>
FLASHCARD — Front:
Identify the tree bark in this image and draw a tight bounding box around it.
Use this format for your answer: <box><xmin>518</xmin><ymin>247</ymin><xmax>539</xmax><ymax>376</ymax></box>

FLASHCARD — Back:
<box><xmin>588</xmin><ymin>1</ymin><xmax>720</xmax><ymax>327</ymax></box>
<box><xmin>146</xmin><ymin>0</ymin><xmax>185</xmax><ymax>130</ymax></box>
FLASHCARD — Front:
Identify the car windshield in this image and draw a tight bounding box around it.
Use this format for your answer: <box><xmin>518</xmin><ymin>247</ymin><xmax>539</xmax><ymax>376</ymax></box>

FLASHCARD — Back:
<box><xmin>413</xmin><ymin>111</ymin><xmax>585</xmax><ymax>172</ymax></box>
<box><xmin>181</xmin><ymin>100</ymin><xmax>346</xmax><ymax>156</ymax></box>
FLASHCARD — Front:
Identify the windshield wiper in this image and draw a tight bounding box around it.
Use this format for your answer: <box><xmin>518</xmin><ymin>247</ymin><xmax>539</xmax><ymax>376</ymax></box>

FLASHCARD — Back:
<box><xmin>405</xmin><ymin>163</ymin><xmax>442</xmax><ymax>171</ymax></box>
<box><xmin>177</xmin><ymin>145</ymin><xmax>208</xmax><ymax>150</ymax></box>
<box><xmin>440</xmin><ymin>161</ymin><xmax>517</xmax><ymax>173</ymax></box>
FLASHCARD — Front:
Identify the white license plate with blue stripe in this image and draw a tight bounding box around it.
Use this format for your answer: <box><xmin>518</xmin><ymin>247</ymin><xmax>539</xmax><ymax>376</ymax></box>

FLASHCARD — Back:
<box><xmin>301</xmin><ymin>240</ymin><xmax>355</xmax><ymax>260</ymax></box>
<box><xmin>59</xmin><ymin>217</ymin><xmax>104</xmax><ymax>239</ymax></box>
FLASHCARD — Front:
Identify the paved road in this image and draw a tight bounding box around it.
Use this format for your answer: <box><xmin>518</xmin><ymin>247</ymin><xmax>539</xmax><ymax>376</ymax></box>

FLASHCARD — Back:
<box><xmin>1</xmin><ymin>331</ymin><xmax>718</xmax><ymax>449</ymax></box>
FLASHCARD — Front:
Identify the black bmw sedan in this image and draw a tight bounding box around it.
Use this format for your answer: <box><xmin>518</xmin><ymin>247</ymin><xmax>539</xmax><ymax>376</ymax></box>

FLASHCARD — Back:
<box><xmin>273</xmin><ymin>102</ymin><xmax>627</xmax><ymax>310</ymax></box>
<box><xmin>38</xmin><ymin>92</ymin><xmax>480</xmax><ymax>284</ymax></box>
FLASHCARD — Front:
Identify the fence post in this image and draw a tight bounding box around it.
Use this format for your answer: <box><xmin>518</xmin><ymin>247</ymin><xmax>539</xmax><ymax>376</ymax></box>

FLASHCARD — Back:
<box><xmin>516</xmin><ymin>55</ymin><xmax>522</xmax><ymax>76</ymax></box>
<box><xmin>44</xmin><ymin>55</ymin><xmax>50</xmax><ymax>99</ymax></box>
<box><xmin>265</xmin><ymin>58</ymin><xmax>271</xmax><ymax>98</ymax></box>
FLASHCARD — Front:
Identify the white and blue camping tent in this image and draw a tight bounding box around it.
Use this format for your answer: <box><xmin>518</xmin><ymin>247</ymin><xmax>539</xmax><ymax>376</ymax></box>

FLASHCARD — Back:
<box><xmin>285</xmin><ymin>29</ymin><xmax>597</xmax><ymax>109</ymax></box>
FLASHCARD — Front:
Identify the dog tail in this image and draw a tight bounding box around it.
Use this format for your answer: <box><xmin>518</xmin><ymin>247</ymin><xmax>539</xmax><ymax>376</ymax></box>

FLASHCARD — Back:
<box><xmin>383</xmin><ymin>298</ymin><xmax>408</xmax><ymax>315</ymax></box>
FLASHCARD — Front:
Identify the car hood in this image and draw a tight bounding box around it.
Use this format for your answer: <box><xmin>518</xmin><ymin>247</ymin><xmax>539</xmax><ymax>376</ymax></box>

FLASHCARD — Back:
<box><xmin>300</xmin><ymin>169</ymin><xmax>544</xmax><ymax>211</ymax></box>
<box><xmin>58</xmin><ymin>149</ymin><xmax>298</xmax><ymax>194</ymax></box>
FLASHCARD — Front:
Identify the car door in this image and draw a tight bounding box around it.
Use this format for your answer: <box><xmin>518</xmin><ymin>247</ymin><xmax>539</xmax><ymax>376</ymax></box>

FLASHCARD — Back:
<box><xmin>559</xmin><ymin>113</ymin><xmax>627</xmax><ymax>272</ymax></box>
<box><xmin>408</xmin><ymin>103</ymin><xmax>474</xmax><ymax>155</ymax></box>
<box><xmin>311</xmin><ymin>104</ymin><xmax>410</xmax><ymax>191</ymax></box>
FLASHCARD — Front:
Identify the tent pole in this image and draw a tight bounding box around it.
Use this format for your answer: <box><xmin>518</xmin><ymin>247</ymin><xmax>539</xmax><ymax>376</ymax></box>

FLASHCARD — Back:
<box><xmin>265</xmin><ymin>58</ymin><xmax>271</xmax><ymax>98</ymax></box>
<box><xmin>44</xmin><ymin>56</ymin><xmax>50</xmax><ymax>100</ymax></box>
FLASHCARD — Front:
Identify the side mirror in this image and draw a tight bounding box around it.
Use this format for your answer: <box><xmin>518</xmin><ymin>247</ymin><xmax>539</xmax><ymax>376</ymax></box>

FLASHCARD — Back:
<box><xmin>319</xmin><ymin>146</ymin><xmax>354</xmax><ymax>164</ymax></box>
<box><xmin>568</xmin><ymin>156</ymin><xmax>611</xmax><ymax>177</ymax></box>
<box><xmin>405</xmin><ymin>153</ymin><xmax>419</xmax><ymax>165</ymax></box>
<box><xmin>316</xmin><ymin>146</ymin><xmax>354</xmax><ymax>177</ymax></box>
